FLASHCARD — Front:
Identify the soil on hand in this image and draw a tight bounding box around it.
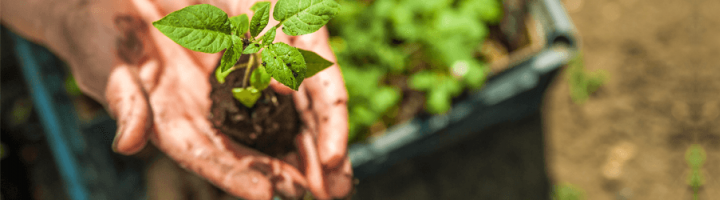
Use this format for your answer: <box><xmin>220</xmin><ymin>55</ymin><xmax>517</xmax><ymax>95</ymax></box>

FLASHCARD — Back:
<box><xmin>208</xmin><ymin>56</ymin><xmax>300</xmax><ymax>158</ymax></box>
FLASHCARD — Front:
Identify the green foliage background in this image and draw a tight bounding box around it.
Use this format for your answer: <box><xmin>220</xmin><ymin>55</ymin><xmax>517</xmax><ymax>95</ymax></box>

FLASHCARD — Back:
<box><xmin>327</xmin><ymin>0</ymin><xmax>504</xmax><ymax>142</ymax></box>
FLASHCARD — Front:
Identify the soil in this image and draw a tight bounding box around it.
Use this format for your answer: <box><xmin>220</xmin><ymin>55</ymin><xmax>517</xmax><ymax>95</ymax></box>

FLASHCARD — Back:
<box><xmin>544</xmin><ymin>0</ymin><xmax>720</xmax><ymax>199</ymax></box>
<box><xmin>208</xmin><ymin>54</ymin><xmax>301</xmax><ymax>158</ymax></box>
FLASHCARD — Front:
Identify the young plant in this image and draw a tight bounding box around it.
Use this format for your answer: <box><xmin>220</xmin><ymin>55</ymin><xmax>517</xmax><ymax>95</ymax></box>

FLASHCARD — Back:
<box><xmin>329</xmin><ymin>0</ymin><xmax>502</xmax><ymax>141</ymax></box>
<box><xmin>551</xmin><ymin>183</ymin><xmax>585</xmax><ymax>200</ymax></box>
<box><xmin>566</xmin><ymin>53</ymin><xmax>608</xmax><ymax>104</ymax></box>
<box><xmin>686</xmin><ymin>144</ymin><xmax>706</xmax><ymax>200</ymax></box>
<box><xmin>152</xmin><ymin>1</ymin><xmax>339</xmax><ymax>107</ymax></box>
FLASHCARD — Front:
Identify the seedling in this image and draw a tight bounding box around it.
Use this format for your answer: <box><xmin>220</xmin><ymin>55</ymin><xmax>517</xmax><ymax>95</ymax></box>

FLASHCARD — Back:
<box><xmin>686</xmin><ymin>144</ymin><xmax>706</xmax><ymax>200</ymax></box>
<box><xmin>152</xmin><ymin>1</ymin><xmax>339</xmax><ymax>107</ymax></box>
<box><xmin>551</xmin><ymin>183</ymin><xmax>585</xmax><ymax>200</ymax></box>
<box><xmin>331</xmin><ymin>0</ymin><xmax>502</xmax><ymax>141</ymax></box>
<box><xmin>566</xmin><ymin>53</ymin><xmax>608</xmax><ymax>104</ymax></box>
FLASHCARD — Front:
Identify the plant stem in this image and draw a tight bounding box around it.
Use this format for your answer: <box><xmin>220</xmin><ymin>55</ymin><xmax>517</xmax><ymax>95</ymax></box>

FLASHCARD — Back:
<box><xmin>254</xmin><ymin>52</ymin><xmax>263</xmax><ymax>66</ymax></box>
<box><xmin>230</xmin><ymin>63</ymin><xmax>248</xmax><ymax>71</ymax></box>
<box><xmin>242</xmin><ymin>54</ymin><xmax>255</xmax><ymax>88</ymax></box>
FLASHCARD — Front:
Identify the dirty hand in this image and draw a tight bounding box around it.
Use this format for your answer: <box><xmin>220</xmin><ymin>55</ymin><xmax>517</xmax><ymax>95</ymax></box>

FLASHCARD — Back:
<box><xmin>2</xmin><ymin>0</ymin><xmax>352</xmax><ymax>199</ymax></box>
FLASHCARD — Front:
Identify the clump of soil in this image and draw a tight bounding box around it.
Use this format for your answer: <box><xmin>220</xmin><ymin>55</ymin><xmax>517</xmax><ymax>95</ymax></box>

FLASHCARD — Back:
<box><xmin>208</xmin><ymin>55</ymin><xmax>300</xmax><ymax>158</ymax></box>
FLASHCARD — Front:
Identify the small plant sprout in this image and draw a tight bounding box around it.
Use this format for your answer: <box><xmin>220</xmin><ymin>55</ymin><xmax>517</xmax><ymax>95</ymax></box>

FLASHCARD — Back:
<box><xmin>152</xmin><ymin>1</ymin><xmax>339</xmax><ymax>107</ymax></box>
<box><xmin>567</xmin><ymin>53</ymin><xmax>608</xmax><ymax>104</ymax></box>
<box><xmin>686</xmin><ymin>144</ymin><xmax>706</xmax><ymax>200</ymax></box>
<box><xmin>551</xmin><ymin>183</ymin><xmax>585</xmax><ymax>200</ymax></box>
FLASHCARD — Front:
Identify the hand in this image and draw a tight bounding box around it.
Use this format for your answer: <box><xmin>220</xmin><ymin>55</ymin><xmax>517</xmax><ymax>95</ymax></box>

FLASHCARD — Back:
<box><xmin>270</xmin><ymin>26</ymin><xmax>354</xmax><ymax>200</ymax></box>
<box><xmin>2</xmin><ymin>0</ymin><xmax>353</xmax><ymax>199</ymax></box>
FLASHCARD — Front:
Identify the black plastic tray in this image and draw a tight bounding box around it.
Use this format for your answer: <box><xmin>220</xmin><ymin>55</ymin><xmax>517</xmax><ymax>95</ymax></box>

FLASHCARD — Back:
<box><xmin>348</xmin><ymin>0</ymin><xmax>579</xmax><ymax>179</ymax></box>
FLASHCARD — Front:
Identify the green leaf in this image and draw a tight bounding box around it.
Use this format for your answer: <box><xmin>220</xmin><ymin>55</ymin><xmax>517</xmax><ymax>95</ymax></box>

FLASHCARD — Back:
<box><xmin>216</xmin><ymin>41</ymin><xmax>243</xmax><ymax>83</ymax></box>
<box><xmin>439</xmin><ymin>77</ymin><xmax>463</xmax><ymax>96</ymax></box>
<box><xmin>230</xmin><ymin>14</ymin><xmax>249</xmax><ymax>36</ymax></box>
<box><xmin>152</xmin><ymin>4</ymin><xmax>233</xmax><ymax>53</ymax></box>
<box><xmin>262</xmin><ymin>28</ymin><xmax>277</xmax><ymax>45</ymax></box>
<box><xmin>251</xmin><ymin>1</ymin><xmax>271</xmax><ymax>12</ymax></box>
<box><xmin>341</xmin><ymin>64</ymin><xmax>383</xmax><ymax>98</ymax></box>
<box><xmin>298</xmin><ymin>49</ymin><xmax>333</xmax><ymax>77</ymax></box>
<box><xmin>426</xmin><ymin>90</ymin><xmax>451</xmax><ymax>114</ymax></box>
<box><xmin>452</xmin><ymin>60</ymin><xmax>488</xmax><ymax>89</ymax></box>
<box><xmin>243</xmin><ymin>42</ymin><xmax>262</xmax><ymax>54</ymax></box>
<box><xmin>251</xmin><ymin>66</ymin><xmax>272</xmax><ymax>90</ymax></box>
<box><xmin>221</xmin><ymin>37</ymin><xmax>243</xmax><ymax>70</ymax></box>
<box><xmin>686</xmin><ymin>144</ymin><xmax>706</xmax><ymax>168</ymax></box>
<box><xmin>409</xmin><ymin>71</ymin><xmax>439</xmax><ymax>91</ymax></box>
<box><xmin>390</xmin><ymin>5</ymin><xmax>419</xmax><ymax>41</ymax></box>
<box><xmin>262</xmin><ymin>42</ymin><xmax>307</xmax><ymax>90</ymax></box>
<box><xmin>250</xmin><ymin>2</ymin><xmax>271</xmax><ymax>37</ymax></box>
<box><xmin>274</xmin><ymin>0</ymin><xmax>340</xmax><ymax>36</ymax></box>
<box><xmin>376</xmin><ymin>45</ymin><xmax>406</xmax><ymax>72</ymax></box>
<box><xmin>461</xmin><ymin>0</ymin><xmax>504</xmax><ymax>23</ymax></box>
<box><xmin>232</xmin><ymin>87</ymin><xmax>262</xmax><ymax>108</ymax></box>
<box><xmin>369</xmin><ymin>86</ymin><xmax>400</xmax><ymax>113</ymax></box>
<box><xmin>351</xmin><ymin>105</ymin><xmax>378</xmax><ymax>126</ymax></box>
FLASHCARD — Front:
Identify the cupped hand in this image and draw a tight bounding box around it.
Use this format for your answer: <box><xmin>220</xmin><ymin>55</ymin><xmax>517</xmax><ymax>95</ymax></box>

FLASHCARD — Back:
<box><xmin>2</xmin><ymin>0</ymin><xmax>353</xmax><ymax>199</ymax></box>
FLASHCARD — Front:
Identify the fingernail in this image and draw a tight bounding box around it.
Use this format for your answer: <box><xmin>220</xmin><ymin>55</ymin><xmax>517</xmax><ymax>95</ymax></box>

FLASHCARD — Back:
<box><xmin>112</xmin><ymin>125</ymin><xmax>124</xmax><ymax>153</ymax></box>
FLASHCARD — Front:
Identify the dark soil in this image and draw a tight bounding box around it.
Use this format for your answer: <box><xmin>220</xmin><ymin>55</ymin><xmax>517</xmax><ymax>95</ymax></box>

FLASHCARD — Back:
<box><xmin>208</xmin><ymin>55</ymin><xmax>301</xmax><ymax>158</ymax></box>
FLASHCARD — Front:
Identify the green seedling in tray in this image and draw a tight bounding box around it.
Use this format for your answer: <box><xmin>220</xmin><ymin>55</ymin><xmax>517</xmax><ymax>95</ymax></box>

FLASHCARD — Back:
<box><xmin>152</xmin><ymin>1</ymin><xmax>339</xmax><ymax>107</ymax></box>
<box><xmin>329</xmin><ymin>0</ymin><xmax>502</xmax><ymax>142</ymax></box>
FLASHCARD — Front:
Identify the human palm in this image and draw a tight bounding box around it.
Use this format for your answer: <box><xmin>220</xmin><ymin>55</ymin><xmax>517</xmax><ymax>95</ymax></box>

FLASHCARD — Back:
<box><xmin>2</xmin><ymin>0</ymin><xmax>353</xmax><ymax>199</ymax></box>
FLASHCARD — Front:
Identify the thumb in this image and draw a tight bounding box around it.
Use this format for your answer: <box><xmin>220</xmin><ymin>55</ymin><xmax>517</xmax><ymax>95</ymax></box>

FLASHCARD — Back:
<box><xmin>106</xmin><ymin>64</ymin><xmax>152</xmax><ymax>155</ymax></box>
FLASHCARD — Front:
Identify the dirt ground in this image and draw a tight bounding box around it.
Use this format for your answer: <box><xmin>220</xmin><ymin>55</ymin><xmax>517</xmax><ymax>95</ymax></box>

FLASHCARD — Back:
<box><xmin>544</xmin><ymin>0</ymin><xmax>720</xmax><ymax>199</ymax></box>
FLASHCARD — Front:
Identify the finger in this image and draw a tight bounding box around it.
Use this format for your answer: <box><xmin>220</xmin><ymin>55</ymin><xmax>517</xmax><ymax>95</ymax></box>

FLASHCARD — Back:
<box><xmin>292</xmin><ymin>28</ymin><xmax>350</xmax><ymax>168</ymax></box>
<box><xmin>325</xmin><ymin>158</ymin><xmax>354</xmax><ymax>198</ymax></box>
<box><xmin>310</xmin><ymin>65</ymin><xmax>349</xmax><ymax>168</ymax></box>
<box><xmin>296</xmin><ymin>130</ymin><xmax>331</xmax><ymax>199</ymax></box>
<box><xmin>279</xmin><ymin>152</ymin><xmax>307</xmax><ymax>197</ymax></box>
<box><xmin>152</xmin><ymin>117</ymin><xmax>309</xmax><ymax>199</ymax></box>
<box><xmin>106</xmin><ymin>65</ymin><xmax>152</xmax><ymax>155</ymax></box>
<box><xmin>147</xmin><ymin>67</ymin><xmax>308</xmax><ymax>199</ymax></box>
<box><xmin>270</xmin><ymin>158</ymin><xmax>307</xmax><ymax>198</ymax></box>
<box><xmin>283</xmin><ymin>152</ymin><xmax>302</xmax><ymax>172</ymax></box>
<box><xmin>148</xmin><ymin>104</ymin><xmax>275</xmax><ymax>199</ymax></box>
<box><xmin>293</xmin><ymin>86</ymin><xmax>318</xmax><ymax>137</ymax></box>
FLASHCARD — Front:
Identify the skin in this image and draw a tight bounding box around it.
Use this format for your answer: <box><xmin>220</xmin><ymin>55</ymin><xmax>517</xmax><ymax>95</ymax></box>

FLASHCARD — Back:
<box><xmin>1</xmin><ymin>0</ymin><xmax>352</xmax><ymax>199</ymax></box>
